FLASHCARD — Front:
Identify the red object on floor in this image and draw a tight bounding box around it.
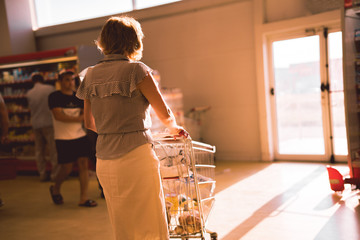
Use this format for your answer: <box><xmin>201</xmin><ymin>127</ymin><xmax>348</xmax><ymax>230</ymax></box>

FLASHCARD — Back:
<box><xmin>326</xmin><ymin>166</ymin><xmax>345</xmax><ymax>192</ymax></box>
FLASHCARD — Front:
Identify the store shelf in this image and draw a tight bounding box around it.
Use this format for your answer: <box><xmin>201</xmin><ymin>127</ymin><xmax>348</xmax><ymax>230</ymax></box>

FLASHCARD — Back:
<box><xmin>342</xmin><ymin>2</ymin><xmax>360</xmax><ymax>180</ymax></box>
<box><xmin>0</xmin><ymin>78</ymin><xmax>56</xmax><ymax>86</ymax></box>
<box><xmin>345</xmin><ymin>6</ymin><xmax>360</xmax><ymax>18</ymax></box>
<box><xmin>0</xmin><ymin>47</ymin><xmax>76</xmax><ymax>65</ymax></box>
<box><xmin>5</xmin><ymin>140</ymin><xmax>34</xmax><ymax>145</ymax></box>
<box><xmin>0</xmin><ymin>158</ymin><xmax>18</xmax><ymax>180</ymax></box>
<box><xmin>16</xmin><ymin>156</ymin><xmax>36</xmax><ymax>161</ymax></box>
<box><xmin>0</xmin><ymin>79</ymin><xmax>32</xmax><ymax>85</ymax></box>
<box><xmin>9</xmin><ymin>124</ymin><xmax>32</xmax><ymax>128</ymax></box>
<box><xmin>8</xmin><ymin>110</ymin><xmax>30</xmax><ymax>114</ymax></box>
<box><xmin>0</xmin><ymin>45</ymin><xmax>102</xmax><ymax>172</ymax></box>
<box><xmin>3</xmin><ymin>95</ymin><xmax>27</xmax><ymax>100</ymax></box>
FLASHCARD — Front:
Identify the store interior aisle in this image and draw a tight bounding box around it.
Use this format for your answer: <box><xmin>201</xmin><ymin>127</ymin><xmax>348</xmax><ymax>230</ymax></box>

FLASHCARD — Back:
<box><xmin>0</xmin><ymin>171</ymin><xmax>112</xmax><ymax>240</ymax></box>
<box><xmin>0</xmin><ymin>161</ymin><xmax>359</xmax><ymax>240</ymax></box>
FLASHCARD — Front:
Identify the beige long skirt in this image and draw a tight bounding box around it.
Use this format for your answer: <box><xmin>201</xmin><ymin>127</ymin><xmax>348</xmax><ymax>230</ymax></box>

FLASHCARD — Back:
<box><xmin>97</xmin><ymin>143</ymin><xmax>169</xmax><ymax>240</ymax></box>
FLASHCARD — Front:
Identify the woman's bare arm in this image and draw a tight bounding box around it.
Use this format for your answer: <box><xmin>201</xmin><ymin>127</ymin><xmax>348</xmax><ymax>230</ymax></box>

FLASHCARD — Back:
<box><xmin>137</xmin><ymin>73</ymin><xmax>182</xmax><ymax>134</ymax></box>
<box><xmin>51</xmin><ymin>108</ymin><xmax>84</xmax><ymax>122</ymax></box>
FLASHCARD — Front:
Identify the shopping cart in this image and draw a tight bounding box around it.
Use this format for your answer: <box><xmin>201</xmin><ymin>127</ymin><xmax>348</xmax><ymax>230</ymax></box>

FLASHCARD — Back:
<box><xmin>154</xmin><ymin>134</ymin><xmax>217</xmax><ymax>240</ymax></box>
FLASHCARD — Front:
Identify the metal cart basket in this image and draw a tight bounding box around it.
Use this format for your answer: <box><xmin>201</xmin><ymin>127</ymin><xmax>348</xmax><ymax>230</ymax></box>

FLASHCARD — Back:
<box><xmin>154</xmin><ymin>135</ymin><xmax>217</xmax><ymax>240</ymax></box>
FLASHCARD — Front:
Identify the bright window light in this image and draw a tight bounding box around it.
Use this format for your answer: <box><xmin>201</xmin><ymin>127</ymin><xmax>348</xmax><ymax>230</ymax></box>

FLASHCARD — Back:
<box><xmin>135</xmin><ymin>0</ymin><xmax>181</xmax><ymax>9</ymax></box>
<box><xmin>32</xmin><ymin>0</ymin><xmax>181</xmax><ymax>29</ymax></box>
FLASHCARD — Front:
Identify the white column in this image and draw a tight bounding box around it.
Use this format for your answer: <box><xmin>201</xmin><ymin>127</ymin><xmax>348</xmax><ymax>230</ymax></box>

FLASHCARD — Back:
<box><xmin>0</xmin><ymin>0</ymin><xmax>36</xmax><ymax>57</ymax></box>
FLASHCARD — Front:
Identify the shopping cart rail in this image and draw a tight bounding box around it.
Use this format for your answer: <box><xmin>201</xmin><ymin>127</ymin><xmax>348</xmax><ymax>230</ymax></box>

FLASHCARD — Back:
<box><xmin>154</xmin><ymin>134</ymin><xmax>217</xmax><ymax>240</ymax></box>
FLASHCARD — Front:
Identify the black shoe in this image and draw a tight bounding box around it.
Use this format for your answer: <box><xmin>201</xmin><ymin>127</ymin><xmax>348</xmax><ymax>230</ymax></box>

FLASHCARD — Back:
<box><xmin>49</xmin><ymin>186</ymin><xmax>64</xmax><ymax>205</ymax></box>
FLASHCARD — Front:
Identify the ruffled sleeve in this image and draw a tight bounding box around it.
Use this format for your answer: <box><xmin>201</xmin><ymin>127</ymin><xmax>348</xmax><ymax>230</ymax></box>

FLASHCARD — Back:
<box><xmin>76</xmin><ymin>62</ymin><xmax>152</xmax><ymax>99</ymax></box>
<box><xmin>129</xmin><ymin>62</ymin><xmax>152</xmax><ymax>93</ymax></box>
<box><xmin>76</xmin><ymin>67</ymin><xmax>91</xmax><ymax>100</ymax></box>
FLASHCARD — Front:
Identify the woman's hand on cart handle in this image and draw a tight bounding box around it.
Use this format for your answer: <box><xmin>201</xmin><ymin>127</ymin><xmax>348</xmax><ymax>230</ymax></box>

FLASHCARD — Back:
<box><xmin>167</xmin><ymin>126</ymin><xmax>190</xmax><ymax>139</ymax></box>
<box><xmin>174</xmin><ymin>128</ymin><xmax>190</xmax><ymax>139</ymax></box>
<box><xmin>178</xmin><ymin>129</ymin><xmax>189</xmax><ymax>138</ymax></box>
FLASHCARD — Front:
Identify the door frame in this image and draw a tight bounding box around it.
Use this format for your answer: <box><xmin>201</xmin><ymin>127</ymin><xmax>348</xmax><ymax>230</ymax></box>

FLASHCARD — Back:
<box><xmin>267</xmin><ymin>23</ymin><xmax>346</xmax><ymax>162</ymax></box>
<box><xmin>254</xmin><ymin>10</ymin><xmax>341</xmax><ymax>162</ymax></box>
<box><xmin>325</xmin><ymin>30</ymin><xmax>347</xmax><ymax>162</ymax></box>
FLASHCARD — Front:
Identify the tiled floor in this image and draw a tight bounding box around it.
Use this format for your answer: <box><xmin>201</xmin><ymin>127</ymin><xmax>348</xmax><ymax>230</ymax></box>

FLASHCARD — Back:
<box><xmin>0</xmin><ymin>161</ymin><xmax>359</xmax><ymax>240</ymax></box>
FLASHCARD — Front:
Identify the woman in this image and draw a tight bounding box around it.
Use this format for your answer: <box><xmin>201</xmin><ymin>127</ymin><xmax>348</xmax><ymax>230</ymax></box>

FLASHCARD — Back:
<box><xmin>76</xmin><ymin>16</ymin><xmax>186</xmax><ymax>240</ymax></box>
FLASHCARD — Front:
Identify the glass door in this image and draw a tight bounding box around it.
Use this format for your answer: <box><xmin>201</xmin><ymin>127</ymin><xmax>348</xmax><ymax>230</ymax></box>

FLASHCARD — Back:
<box><xmin>328</xmin><ymin>32</ymin><xmax>348</xmax><ymax>159</ymax></box>
<box><xmin>270</xmin><ymin>29</ymin><xmax>347</xmax><ymax>162</ymax></box>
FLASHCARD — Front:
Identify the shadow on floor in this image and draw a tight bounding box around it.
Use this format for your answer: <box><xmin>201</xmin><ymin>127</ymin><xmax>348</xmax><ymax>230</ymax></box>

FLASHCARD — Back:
<box><xmin>314</xmin><ymin>192</ymin><xmax>360</xmax><ymax>240</ymax></box>
<box><xmin>220</xmin><ymin>165</ymin><xmax>325</xmax><ymax>240</ymax></box>
<box><xmin>214</xmin><ymin>161</ymin><xmax>271</xmax><ymax>194</ymax></box>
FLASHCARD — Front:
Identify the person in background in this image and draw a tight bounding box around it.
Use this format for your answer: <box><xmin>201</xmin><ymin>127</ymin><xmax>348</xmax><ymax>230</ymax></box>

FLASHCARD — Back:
<box><xmin>74</xmin><ymin>74</ymin><xmax>104</xmax><ymax>198</ymax></box>
<box><xmin>77</xmin><ymin>16</ymin><xmax>187</xmax><ymax>239</ymax></box>
<box><xmin>0</xmin><ymin>93</ymin><xmax>9</xmax><ymax>207</ymax></box>
<box><xmin>0</xmin><ymin>92</ymin><xmax>9</xmax><ymax>144</ymax></box>
<box><xmin>26</xmin><ymin>73</ymin><xmax>59</xmax><ymax>182</ymax></box>
<box><xmin>86</xmin><ymin>128</ymin><xmax>104</xmax><ymax>198</ymax></box>
<box><xmin>48</xmin><ymin>70</ymin><xmax>97</xmax><ymax>207</ymax></box>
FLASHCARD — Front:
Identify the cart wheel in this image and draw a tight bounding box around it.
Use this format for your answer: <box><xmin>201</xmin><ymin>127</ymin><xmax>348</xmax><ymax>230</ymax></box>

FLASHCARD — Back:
<box><xmin>210</xmin><ymin>232</ymin><xmax>218</xmax><ymax>240</ymax></box>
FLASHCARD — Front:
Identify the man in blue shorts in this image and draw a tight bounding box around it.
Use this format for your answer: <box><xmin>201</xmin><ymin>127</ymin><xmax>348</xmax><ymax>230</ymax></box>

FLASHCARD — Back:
<box><xmin>48</xmin><ymin>70</ymin><xmax>97</xmax><ymax>207</ymax></box>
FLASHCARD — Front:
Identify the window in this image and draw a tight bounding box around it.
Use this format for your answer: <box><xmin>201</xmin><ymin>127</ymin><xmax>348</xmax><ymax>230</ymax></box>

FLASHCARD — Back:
<box><xmin>31</xmin><ymin>0</ymin><xmax>181</xmax><ymax>29</ymax></box>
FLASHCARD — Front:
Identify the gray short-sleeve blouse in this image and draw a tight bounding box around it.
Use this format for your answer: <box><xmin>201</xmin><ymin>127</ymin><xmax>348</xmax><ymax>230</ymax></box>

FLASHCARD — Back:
<box><xmin>76</xmin><ymin>54</ymin><xmax>154</xmax><ymax>160</ymax></box>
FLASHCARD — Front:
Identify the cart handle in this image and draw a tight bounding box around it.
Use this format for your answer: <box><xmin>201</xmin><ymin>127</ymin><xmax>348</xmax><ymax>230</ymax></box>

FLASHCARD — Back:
<box><xmin>179</xmin><ymin>129</ymin><xmax>189</xmax><ymax>138</ymax></box>
<box><xmin>153</xmin><ymin>129</ymin><xmax>190</xmax><ymax>140</ymax></box>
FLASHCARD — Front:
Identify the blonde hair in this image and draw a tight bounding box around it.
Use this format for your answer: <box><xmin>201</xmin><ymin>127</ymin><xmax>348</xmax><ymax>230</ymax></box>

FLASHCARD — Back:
<box><xmin>96</xmin><ymin>16</ymin><xmax>144</xmax><ymax>61</ymax></box>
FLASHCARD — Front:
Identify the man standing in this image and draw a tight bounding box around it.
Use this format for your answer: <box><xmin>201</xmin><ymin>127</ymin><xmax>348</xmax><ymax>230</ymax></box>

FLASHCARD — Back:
<box><xmin>48</xmin><ymin>70</ymin><xmax>97</xmax><ymax>207</ymax></box>
<box><xmin>0</xmin><ymin>93</ymin><xmax>8</xmax><ymax>144</ymax></box>
<box><xmin>26</xmin><ymin>74</ymin><xmax>59</xmax><ymax>182</ymax></box>
<box><xmin>0</xmin><ymin>93</ymin><xmax>9</xmax><ymax>207</ymax></box>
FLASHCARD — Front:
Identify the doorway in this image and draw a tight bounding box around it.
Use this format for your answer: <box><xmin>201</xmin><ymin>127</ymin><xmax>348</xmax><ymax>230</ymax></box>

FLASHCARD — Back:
<box><xmin>269</xmin><ymin>28</ymin><xmax>347</xmax><ymax>162</ymax></box>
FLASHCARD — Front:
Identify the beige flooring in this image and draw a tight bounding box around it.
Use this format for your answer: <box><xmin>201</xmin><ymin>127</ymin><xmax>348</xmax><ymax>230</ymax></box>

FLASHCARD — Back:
<box><xmin>0</xmin><ymin>161</ymin><xmax>359</xmax><ymax>240</ymax></box>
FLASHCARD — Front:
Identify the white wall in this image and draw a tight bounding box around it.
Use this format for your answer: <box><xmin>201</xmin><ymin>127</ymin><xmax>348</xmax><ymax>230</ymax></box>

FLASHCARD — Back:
<box><xmin>0</xmin><ymin>0</ymin><xmax>12</xmax><ymax>56</ymax></box>
<box><xmin>265</xmin><ymin>0</ymin><xmax>309</xmax><ymax>22</ymax></box>
<box><xmin>0</xmin><ymin>0</ymin><xmax>35</xmax><ymax>56</ymax></box>
<box><xmin>143</xmin><ymin>1</ymin><xmax>260</xmax><ymax>161</ymax></box>
<box><xmin>264</xmin><ymin>0</ymin><xmax>339</xmax><ymax>23</ymax></box>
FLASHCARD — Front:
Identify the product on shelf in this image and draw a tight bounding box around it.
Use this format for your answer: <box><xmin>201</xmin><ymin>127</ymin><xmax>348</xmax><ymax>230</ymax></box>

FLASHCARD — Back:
<box><xmin>0</xmin><ymin>46</ymin><xmax>103</xmax><ymax>160</ymax></box>
<box><xmin>355</xmin><ymin>29</ymin><xmax>360</xmax><ymax>52</ymax></box>
<box><xmin>353</xmin><ymin>0</ymin><xmax>360</xmax><ymax>8</ymax></box>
